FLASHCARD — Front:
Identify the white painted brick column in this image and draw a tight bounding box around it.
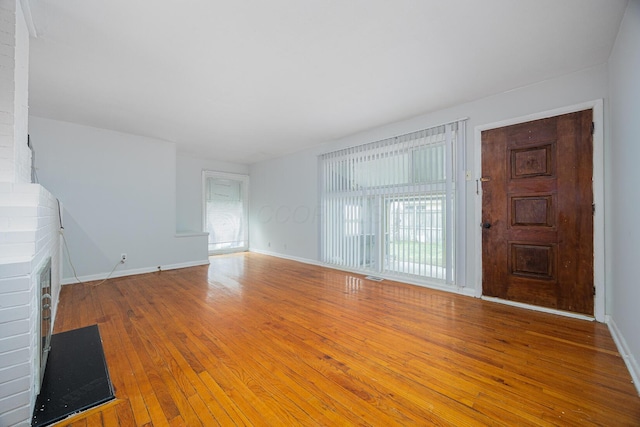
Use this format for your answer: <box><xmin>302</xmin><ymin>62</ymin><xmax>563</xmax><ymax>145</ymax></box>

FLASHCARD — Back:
<box><xmin>0</xmin><ymin>0</ymin><xmax>31</xmax><ymax>185</ymax></box>
<box><xmin>0</xmin><ymin>1</ymin><xmax>61</xmax><ymax>426</ymax></box>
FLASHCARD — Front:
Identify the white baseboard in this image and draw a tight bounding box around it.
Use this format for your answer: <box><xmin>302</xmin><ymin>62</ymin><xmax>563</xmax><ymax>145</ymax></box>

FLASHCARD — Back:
<box><xmin>61</xmin><ymin>259</ymin><xmax>210</xmax><ymax>285</ymax></box>
<box><xmin>248</xmin><ymin>248</ymin><xmax>476</xmax><ymax>297</ymax></box>
<box><xmin>606</xmin><ymin>316</ymin><xmax>640</xmax><ymax>396</ymax></box>
<box><xmin>249</xmin><ymin>248</ymin><xmax>325</xmax><ymax>267</ymax></box>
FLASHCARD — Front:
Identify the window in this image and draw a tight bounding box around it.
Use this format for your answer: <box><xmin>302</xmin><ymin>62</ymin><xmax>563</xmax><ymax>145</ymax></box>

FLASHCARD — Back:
<box><xmin>319</xmin><ymin>120</ymin><xmax>466</xmax><ymax>285</ymax></box>
<box><xmin>203</xmin><ymin>171</ymin><xmax>249</xmax><ymax>254</ymax></box>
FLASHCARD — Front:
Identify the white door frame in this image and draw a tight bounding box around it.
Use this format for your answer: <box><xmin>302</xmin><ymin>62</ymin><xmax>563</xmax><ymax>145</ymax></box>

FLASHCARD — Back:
<box><xmin>473</xmin><ymin>99</ymin><xmax>604</xmax><ymax>322</ymax></box>
<box><xmin>202</xmin><ymin>170</ymin><xmax>250</xmax><ymax>255</ymax></box>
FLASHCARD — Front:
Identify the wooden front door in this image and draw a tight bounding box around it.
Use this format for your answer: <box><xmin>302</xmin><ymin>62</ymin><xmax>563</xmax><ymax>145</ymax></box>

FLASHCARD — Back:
<box><xmin>481</xmin><ymin>110</ymin><xmax>594</xmax><ymax>315</ymax></box>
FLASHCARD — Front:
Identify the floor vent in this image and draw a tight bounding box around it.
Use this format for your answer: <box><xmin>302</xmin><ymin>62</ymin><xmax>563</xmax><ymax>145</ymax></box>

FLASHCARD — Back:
<box><xmin>365</xmin><ymin>276</ymin><xmax>384</xmax><ymax>282</ymax></box>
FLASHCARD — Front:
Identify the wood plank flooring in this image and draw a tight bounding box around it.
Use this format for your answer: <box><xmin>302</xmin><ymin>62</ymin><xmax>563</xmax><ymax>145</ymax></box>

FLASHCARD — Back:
<box><xmin>52</xmin><ymin>253</ymin><xmax>640</xmax><ymax>426</ymax></box>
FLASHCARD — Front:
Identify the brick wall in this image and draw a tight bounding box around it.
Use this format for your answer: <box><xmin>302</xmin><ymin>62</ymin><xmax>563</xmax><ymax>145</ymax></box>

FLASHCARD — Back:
<box><xmin>0</xmin><ymin>0</ymin><xmax>31</xmax><ymax>185</ymax></box>
<box><xmin>0</xmin><ymin>0</ymin><xmax>18</xmax><ymax>183</ymax></box>
<box><xmin>12</xmin><ymin>0</ymin><xmax>30</xmax><ymax>185</ymax></box>
<box><xmin>0</xmin><ymin>184</ymin><xmax>61</xmax><ymax>426</ymax></box>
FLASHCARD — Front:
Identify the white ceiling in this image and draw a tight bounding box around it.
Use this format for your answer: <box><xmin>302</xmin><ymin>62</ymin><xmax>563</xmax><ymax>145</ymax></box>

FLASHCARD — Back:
<box><xmin>27</xmin><ymin>0</ymin><xmax>627</xmax><ymax>165</ymax></box>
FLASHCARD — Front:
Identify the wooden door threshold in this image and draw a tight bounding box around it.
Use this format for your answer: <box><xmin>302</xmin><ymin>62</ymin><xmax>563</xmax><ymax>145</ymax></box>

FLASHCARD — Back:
<box><xmin>481</xmin><ymin>296</ymin><xmax>595</xmax><ymax>321</ymax></box>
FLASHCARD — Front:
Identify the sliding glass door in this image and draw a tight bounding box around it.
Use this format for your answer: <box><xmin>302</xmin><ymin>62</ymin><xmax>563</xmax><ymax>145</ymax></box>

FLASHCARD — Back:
<box><xmin>320</xmin><ymin>120</ymin><xmax>465</xmax><ymax>286</ymax></box>
<box><xmin>384</xmin><ymin>194</ymin><xmax>447</xmax><ymax>279</ymax></box>
<box><xmin>203</xmin><ymin>171</ymin><xmax>249</xmax><ymax>254</ymax></box>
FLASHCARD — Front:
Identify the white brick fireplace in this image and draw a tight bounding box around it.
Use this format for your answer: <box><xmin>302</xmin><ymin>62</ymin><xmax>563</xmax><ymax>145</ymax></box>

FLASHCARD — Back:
<box><xmin>0</xmin><ymin>184</ymin><xmax>61</xmax><ymax>426</ymax></box>
<box><xmin>0</xmin><ymin>1</ymin><xmax>62</xmax><ymax>425</ymax></box>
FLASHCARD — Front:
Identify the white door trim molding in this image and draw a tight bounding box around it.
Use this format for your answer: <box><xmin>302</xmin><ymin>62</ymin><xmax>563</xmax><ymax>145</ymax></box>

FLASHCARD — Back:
<box><xmin>202</xmin><ymin>170</ymin><xmax>251</xmax><ymax>254</ymax></box>
<box><xmin>473</xmin><ymin>99</ymin><xmax>605</xmax><ymax>322</ymax></box>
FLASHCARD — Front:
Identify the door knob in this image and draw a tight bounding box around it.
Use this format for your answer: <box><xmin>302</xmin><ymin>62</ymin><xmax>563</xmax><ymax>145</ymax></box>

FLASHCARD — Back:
<box><xmin>482</xmin><ymin>222</ymin><xmax>491</xmax><ymax>229</ymax></box>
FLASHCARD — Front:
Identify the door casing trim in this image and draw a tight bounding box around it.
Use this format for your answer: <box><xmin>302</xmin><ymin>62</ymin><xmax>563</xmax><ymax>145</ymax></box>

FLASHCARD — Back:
<box><xmin>473</xmin><ymin>99</ymin><xmax>604</xmax><ymax>321</ymax></box>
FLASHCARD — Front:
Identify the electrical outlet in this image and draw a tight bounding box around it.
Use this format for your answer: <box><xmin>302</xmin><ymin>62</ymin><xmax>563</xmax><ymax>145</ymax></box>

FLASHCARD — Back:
<box><xmin>121</xmin><ymin>253</ymin><xmax>127</xmax><ymax>263</ymax></box>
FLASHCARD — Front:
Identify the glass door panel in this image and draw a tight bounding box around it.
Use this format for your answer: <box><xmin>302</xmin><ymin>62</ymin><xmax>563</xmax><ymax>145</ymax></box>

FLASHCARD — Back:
<box><xmin>384</xmin><ymin>194</ymin><xmax>446</xmax><ymax>279</ymax></box>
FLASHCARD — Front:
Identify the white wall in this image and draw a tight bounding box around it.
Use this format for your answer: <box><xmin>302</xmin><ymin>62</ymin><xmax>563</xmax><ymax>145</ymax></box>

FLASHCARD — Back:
<box><xmin>250</xmin><ymin>64</ymin><xmax>609</xmax><ymax>294</ymax></box>
<box><xmin>250</xmin><ymin>150</ymin><xmax>320</xmax><ymax>260</ymax></box>
<box><xmin>29</xmin><ymin>117</ymin><xmax>209</xmax><ymax>283</ymax></box>
<box><xmin>176</xmin><ymin>153</ymin><xmax>249</xmax><ymax>234</ymax></box>
<box><xmin>607</xmin><ymin>0</ymin><xmax>640</xmax><ymax>393</ymax></box>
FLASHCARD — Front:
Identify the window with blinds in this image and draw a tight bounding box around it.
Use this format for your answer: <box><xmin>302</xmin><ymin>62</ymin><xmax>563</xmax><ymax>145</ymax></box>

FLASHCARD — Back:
<box><xmin>319</xmin><ymin>120</ymin><xmax>466</xmax><ymax>285</ymax></box>
<box><xmin>203</xmin><ymin>171</ymin><xmax>249</xmax><ymax>254</ymax></box>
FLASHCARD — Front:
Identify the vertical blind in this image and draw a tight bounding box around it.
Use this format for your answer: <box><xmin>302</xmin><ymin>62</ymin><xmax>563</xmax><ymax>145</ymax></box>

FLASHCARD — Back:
<box><xmin>319</xmin><ymin>120</ymin><xmax>466</xmax><ymax>285</ymax></box>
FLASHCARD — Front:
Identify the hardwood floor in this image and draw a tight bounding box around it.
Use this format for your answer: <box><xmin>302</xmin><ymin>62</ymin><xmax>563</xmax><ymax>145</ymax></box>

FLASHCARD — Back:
<box><xmin>52</xmin><ymin>253</ymin><xmax>640</xmax><ymax>426</ymax></box>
